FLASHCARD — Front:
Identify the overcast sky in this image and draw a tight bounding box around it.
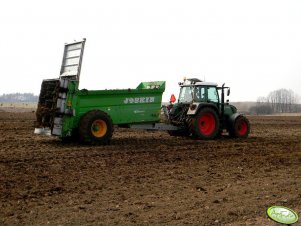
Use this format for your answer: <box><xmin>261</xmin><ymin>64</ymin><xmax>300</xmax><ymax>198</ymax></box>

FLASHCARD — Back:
<box><xmin>0</xmin><ymin>0</ymin><xmax>300</xmax><ymax>102</ymax></box>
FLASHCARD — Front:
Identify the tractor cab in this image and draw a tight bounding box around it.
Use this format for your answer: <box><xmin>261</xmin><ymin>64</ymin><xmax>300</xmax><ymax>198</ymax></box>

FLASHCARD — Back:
<box><xmin>178</xmin><ymin>81</ymin><xmax>219</xmax><ymax>104</ymax></box>
<box><xmin>175</xmin><ymin>78</ymin><xmax>234</xmax><ymax>118</ymax></box>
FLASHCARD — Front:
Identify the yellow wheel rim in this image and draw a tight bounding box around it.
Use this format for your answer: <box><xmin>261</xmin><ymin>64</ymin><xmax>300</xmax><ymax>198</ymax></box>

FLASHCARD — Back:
<box><xmin>91</xmin><ymin>120</ymin><xmax>107</xmax><ymax>138</ymax></box>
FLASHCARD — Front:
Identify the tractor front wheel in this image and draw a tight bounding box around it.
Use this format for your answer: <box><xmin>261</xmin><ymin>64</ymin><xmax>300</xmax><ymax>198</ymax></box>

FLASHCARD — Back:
<box><xmin>191</xmin><ymin>107</ymin><xmax>220</xmax><ymax>140</ymax></box>
<box><xmin>78</xmin><ymin>110</ymin><xmax>113</xmax><ymax>145</ymax></box>
<box><xmin>230</xmin><ymin>115</ymin><xmax>250</xmax><ymax>138</ymax></box>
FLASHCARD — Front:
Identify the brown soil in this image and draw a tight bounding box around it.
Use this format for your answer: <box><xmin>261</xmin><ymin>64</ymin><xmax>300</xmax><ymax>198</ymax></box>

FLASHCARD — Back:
<box><xmin>0</xmin><ymin>112</ymin><xmax>300</xmax><ymax>226</ymax></box>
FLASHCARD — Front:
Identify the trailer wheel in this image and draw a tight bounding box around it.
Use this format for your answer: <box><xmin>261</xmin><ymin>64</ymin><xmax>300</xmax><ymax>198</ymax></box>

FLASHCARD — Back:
<box><xmin>229</xmin><ymin>115</ymin><xmax>250</xmax><ymax>138</ymax></box>
<box><xmin>191</xmin><ymin>107</ymin><xmax>219</xmax><ymax>140</ymax></box>
<box><xmin>79</xmin><ymin>110</ymin><xmax>113</xmax><ymax>145</ymax></box>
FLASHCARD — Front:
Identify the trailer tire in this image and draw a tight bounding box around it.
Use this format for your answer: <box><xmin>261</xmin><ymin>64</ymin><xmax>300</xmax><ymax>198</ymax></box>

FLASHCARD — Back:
<box><xmin>191</xmin><ymin>107</ymin><xmax>219</xmax><ymax>140</ymax></box>
<box><xmin>229</xmin><ymin>115</ymin><xmax>250</xmax><ymax>138</ymax></box>
<box><xmin>78</xmin><ymin>110</ymin><xmax>113</xmax><ymax>145</ymax></box>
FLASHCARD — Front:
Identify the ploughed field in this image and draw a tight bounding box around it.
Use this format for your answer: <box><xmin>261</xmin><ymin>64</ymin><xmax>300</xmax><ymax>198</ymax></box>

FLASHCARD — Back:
<box><xmin>0</xmin><ymin>111</ymin><xmax>300</xmax><ymax>226</ymax></box>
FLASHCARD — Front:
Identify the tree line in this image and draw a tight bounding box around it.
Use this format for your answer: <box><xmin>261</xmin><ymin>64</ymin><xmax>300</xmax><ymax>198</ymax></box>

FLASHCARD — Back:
<box><xmin>250</xmin><ymin>89</ymin><xmax>301</xmax><ymax>115</ymax></box>
<box><xmin>0</xmin><ymin>93</ymin><xmax>38</xmax><ymax>103</ymax></box>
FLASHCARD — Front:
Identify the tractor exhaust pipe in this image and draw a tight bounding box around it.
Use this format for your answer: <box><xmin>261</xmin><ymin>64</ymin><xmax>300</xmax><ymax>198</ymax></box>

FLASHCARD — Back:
<box><xmin>221</xmin><ymin>83</ymin><xmax>225</xmax><ymax>116</ymax></box>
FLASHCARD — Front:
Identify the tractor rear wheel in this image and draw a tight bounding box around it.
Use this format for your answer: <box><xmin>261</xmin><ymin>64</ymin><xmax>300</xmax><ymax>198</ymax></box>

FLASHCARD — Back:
<box><xmin>229</xmin><ymin>115</ymin><xmax>250</xmax><ymax>138</ymax></box>
<box><xmin>191</xmin><ymin>107</ymin><xmax>220</xmax><ymax>140</ymax></box>
<box><xmin>78</xmin><ymin>110</ymin><xmax>113</xmax><ymax>145</ymax></box>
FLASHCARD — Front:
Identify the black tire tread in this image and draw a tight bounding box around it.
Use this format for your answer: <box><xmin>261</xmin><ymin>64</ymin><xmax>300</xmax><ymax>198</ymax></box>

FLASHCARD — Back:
<box><xmin>78</xmin><ymin>110</ymin><xmax>114</xmax><ymax>145</ymax></box>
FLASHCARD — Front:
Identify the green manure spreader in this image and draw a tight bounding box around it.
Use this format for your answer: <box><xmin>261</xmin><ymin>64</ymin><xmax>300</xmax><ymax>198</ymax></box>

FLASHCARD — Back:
<box><xmin>34</xmin><ymin>39</ymin><xmax>250</xmax><ymax>144</ymax></box>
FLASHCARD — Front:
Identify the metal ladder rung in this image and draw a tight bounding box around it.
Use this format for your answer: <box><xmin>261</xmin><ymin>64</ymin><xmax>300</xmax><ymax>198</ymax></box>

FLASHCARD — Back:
<box><xmin>62</xmin><ymin>64</ymin><xmax>79</xmax><ymax>67</ymax></box>
<box><xmin>67</xmin><ymin>48</ymin><xmax>82</xmax><ymax>52</ymax></box>
<box><xmin>65</xmin><ymin>56</ymin><xmax>80</xmax><ymax>60</ymax></box>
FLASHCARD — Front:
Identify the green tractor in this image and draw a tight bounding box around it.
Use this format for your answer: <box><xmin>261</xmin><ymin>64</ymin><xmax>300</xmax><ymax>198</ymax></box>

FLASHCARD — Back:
<box><xmin>163</xmin><ymin>78</ymin><xmax>250</xmax><ymax>139</ymax></box>
<box><xmin>34</xmin><ymin>39</ymin><xmax>250</xmax><ymax>144</ymax></box>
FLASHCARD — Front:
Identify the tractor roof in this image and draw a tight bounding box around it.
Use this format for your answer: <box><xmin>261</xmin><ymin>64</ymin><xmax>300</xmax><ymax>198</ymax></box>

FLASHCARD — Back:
<box><xmin>180</xmin><ymin>81</ymin><xmax>218</xmax><ymax>87</ymax></box>
<box><xmin>195</xmin><ymin>81</ymin><xmax>218</xmax><ymax>86</ymax></box>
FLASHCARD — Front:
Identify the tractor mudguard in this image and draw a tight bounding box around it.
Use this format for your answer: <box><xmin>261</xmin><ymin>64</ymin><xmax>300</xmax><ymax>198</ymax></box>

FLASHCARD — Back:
<box><xmin>229</xmin><ymin>112</ymin><xmax>244</xmax><ymax>124</ymax></box>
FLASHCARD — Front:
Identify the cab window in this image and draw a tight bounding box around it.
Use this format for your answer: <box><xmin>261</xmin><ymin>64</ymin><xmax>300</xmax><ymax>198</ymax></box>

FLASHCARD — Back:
<box><xmin>194</xmin><ymin>86</ymin><xmax>205</xmax><ymax>102</ymax></box>
<box><xmin>207</xmin><ymin>87</ymin><xmax>219</xmax><ymax>103</ymax></box>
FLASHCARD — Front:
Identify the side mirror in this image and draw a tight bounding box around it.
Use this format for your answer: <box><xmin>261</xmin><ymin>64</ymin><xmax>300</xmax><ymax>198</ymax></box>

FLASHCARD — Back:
<box><xmin>227</xmin><ymin>88</ymin><xmax>230</xmax><ymax>96</ymax></box>
<box><xmin>170</xmin><ymin>94</ymin><xmax>176</xmax><ymax>103</ymax></box>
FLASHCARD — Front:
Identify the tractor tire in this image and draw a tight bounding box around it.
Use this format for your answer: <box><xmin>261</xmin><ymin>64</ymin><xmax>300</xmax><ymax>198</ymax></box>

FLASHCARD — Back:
<box><xmin>191</xmin><ymin>107</ymin><xmax>220</xmax><ymax>140</ymax></box>
<box><xmin>229</xmin><ymin>115</ymin><xmax>250</xmax><ymax>138</ymax></box>
<box><xmin>167</xmin><ymin>129</ymin><xmax>190</xmax><ymax>137</ymax></box>
<box><xmin>78</xmin><ymin>110</ymin><xmax>113</xmax><ymax>145</ymax></box>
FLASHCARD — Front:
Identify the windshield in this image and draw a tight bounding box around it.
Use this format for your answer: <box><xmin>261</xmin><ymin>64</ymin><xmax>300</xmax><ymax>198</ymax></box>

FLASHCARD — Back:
<box><xmin>179</xmin><ymin>86</ymin><xmax>219</xmax><ymax>103</ymax></box>
<box><xmin>178</xmin><ymin>86</ymin><xmax>193</xmax><ymax>103</ymax></box>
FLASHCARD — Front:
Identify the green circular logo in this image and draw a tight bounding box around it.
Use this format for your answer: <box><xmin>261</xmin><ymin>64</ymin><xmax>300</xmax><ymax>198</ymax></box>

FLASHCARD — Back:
<box><xmin>267</xmin><ymin>206</ymin><xmax>299</xmax><ymax>225</ymax></box>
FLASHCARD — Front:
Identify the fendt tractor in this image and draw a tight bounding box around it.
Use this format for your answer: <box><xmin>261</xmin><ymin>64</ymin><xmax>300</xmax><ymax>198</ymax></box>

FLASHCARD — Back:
<box><xmin>34</xmin><ymin>39</ymin><xmax>250</xmax><ymax>144</ymax></box>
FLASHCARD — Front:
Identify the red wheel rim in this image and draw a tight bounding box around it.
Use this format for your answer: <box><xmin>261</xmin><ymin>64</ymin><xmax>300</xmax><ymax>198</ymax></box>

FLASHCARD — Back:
<box><xmin>237</xmin><ymin>119</ymin><xmax>248</xmax><ymax>136</ymax></box>
<box><xmin>198</xmin><ymin>112</ymin><xmax>216</xmax><ymax>136</ymax></box>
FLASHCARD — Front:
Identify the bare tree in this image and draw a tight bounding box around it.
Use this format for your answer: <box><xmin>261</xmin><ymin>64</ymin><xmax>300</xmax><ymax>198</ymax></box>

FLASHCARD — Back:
<box><xmin>254</xmin><ymin>96</ymin><xmax>272</xmax><ymax>114</ymax></box>
<box><xmin>252</xmin><ymin>88</ymin><xmax>300</xmax><ymax>114</ymax></box>
<box><xmin>267</xmin><ymin>88</ymin><xmax>300</xmax><ymax>113</ymax></box>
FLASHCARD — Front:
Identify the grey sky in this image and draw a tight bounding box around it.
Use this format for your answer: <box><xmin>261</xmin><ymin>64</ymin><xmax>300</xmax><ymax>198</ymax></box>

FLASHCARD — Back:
<box><xmin>0</xmin><ymin>0</ymin><xmax>300</xmax><ymax>102</ymax></box>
